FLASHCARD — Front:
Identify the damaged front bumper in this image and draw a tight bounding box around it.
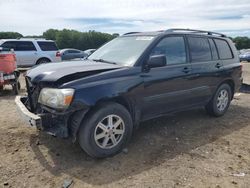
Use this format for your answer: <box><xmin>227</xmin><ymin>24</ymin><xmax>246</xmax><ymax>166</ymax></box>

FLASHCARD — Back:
<box><xmin>15</xmin><ymin>96</ymin><xmax>69</xmax><ymax>138</ymax></box>
<box><xmin>15</xmin><ymin>96</ymin><xmax>42</xmax><ymax>128</ymax></box>
<box><xmin>15</xmin><ymin>96</ymin><xmax>89</xmax><ymax>141</ymax></box>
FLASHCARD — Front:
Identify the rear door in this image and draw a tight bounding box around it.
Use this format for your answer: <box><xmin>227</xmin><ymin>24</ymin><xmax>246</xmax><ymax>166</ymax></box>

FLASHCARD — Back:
<box><xmin>141</xmin><ymin>35</ymin><xmax>195</xmax><ymax>120</ymax></box>
<box><xmin>186</xmin><ymin>36</ymin><xmax>223</xmax><ymax>104</ymax></box>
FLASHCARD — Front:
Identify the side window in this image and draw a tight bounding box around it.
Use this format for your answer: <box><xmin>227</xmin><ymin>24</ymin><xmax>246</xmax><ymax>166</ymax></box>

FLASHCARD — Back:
<box><xmin>150</xmin><ymin>36</ymin><xmax>186</xmax><ymax>65</ymax></box>
<box><xmin>188</xmin><ymin>37</ymin><xmax>212</xmax><ymax>62</ymax></box>
<box><xmin>68</xmin><ymin>50</ymin><xmax>80</xmax><ymax>53</ymax></box>
<box><xmin>1</xmin><ymin>41</ymin><xmax>17</xmax><ymax>50</ymax></box>
<box><xmin>214</xmin><ymin>39</ymin><xmax>233</xmax><ymax>59</ymax></box>
<box><xmin>208</xmin><ymin>38</ymin><xmax>218</xmax><ymax>60</ymax></box>
<box><xmin>16</xmin><ymin>41</ymin><xmax>36</xmax><ymax>51</ymax></box>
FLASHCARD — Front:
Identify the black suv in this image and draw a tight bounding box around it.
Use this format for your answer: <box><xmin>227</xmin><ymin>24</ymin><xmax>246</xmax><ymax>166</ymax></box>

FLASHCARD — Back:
<box><xmin>16</xmin><ymin>29</ymin><xmax>242</xmax><ymax>158</ymax></box>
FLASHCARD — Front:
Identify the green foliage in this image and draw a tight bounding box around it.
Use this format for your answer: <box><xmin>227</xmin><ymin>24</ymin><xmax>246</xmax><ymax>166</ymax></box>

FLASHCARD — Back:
<box><xmin>43</xmin><ymin>29</ymin><xmax>115</xmax><ymax>50</ymax></box>
<box><xmin>43</xmin><ymin>29</ymin><xmax>59</xmax><ymax>41</ymax></box>
<box><xmin>0</xmin><ymin>32</ymin><xmax>23</xmax><ymax>39</ymax></box>
<box><xmin>1</xmin><ymin>29</ymin><xmax>249</xmax><ymax>50</ymax></box>
<box><xmin>232</xmin><ymin>37</ymin><xmax>250</xmax><ymax>50</ymax></box>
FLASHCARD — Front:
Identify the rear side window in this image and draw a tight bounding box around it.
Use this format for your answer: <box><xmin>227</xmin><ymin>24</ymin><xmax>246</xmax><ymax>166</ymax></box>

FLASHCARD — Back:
<box><xmin>214</xmin><ymin>39</ymin><xmax>233</xmax><ymax>59</ymax></box>
<box><xmin>68</xmin><ymin>50</ymin><xmax>80</xmax><ymax>53</ymax></box>
<box><xmin>150</xmin><ymin>36</ymin><xmax>186</xmax><ymax>65</ymax></box>
<box><xmin>37</xmin><ymin>41</ymin><xmax>58</xmax><ymax>51</ymax></box>
<box><xmin>208</xmin><ymin>38</ymin><xmax>218</xmax><ymax>60</ymax></box>
<box><xmin>188</xmin><ymin>37</ymin><xmax>212</xmax><ymax>62</ymax></box>
<box><xmin>1</xmin><ymin>41</ymin><xmax>36</xmax><ymax>51</ymax></box>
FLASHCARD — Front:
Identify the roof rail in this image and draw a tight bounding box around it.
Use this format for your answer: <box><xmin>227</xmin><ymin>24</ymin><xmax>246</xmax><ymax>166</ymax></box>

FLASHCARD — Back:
<box><xmin>18</xmin><ymin>37</ymin><xmax>47</xmax><ymax>40</ymax></box>
<box><xmin>123</xmin><ymin>32</ymin><xmax>141</xmax><ymax>35</ymax></box>
<box><xmin>166</xmin><ymin>28</ymin><xmax>226</xmax><ymax>37</ymax></box>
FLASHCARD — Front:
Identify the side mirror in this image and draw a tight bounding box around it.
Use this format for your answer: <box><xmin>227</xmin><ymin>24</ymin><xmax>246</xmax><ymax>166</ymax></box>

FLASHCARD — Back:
<box><xmin>147</xmin><ymin>55</ymin><xmax>166</xmax><ymax>69</ymax></box>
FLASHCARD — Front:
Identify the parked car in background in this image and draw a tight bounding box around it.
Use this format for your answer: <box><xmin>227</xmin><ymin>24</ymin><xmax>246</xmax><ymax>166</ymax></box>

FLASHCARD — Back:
<box><xmin>16</xmin><ymin>29</ymin><xmax>242</xmax><ymax>158</ymax></box>
<box><xmin>60</xmin><ymin>48</ymin><xmax>87</xmax><ymax>61</ymax></box>
<box><xmin>239</xmin><ymin>51</ymin><xmax>250</xmax><ymax>62</ymax></box>
<box><xmin>0</xmin><ymin>38</ymin><xmax>61</xmax><ymax>67</ymax></box>
<box><xmin>84</xmin><ymin>49</ymin><xmax>96</xmax><ymax>56</ymax></box>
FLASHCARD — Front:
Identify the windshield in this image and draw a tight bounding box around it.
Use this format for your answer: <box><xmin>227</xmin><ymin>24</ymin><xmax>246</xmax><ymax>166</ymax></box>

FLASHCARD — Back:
<box><xmin>88</xmin><ymin>36</ymin><xmax>155</xmax><ymax>66</ymax></box>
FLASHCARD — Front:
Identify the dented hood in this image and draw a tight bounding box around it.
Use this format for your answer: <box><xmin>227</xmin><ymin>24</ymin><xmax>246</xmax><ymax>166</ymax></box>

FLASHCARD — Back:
<box><xmin>27</xmin><ymin>60</ymin><xmax>123</xmax><ymax>84</ymax></box>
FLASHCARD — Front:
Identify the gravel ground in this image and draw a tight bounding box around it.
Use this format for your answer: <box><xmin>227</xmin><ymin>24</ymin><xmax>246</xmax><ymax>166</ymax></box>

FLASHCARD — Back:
<box><xmin>0</xmin><ymin>63</ymin><xmax>249</xmax><ymax>188</ymax></box>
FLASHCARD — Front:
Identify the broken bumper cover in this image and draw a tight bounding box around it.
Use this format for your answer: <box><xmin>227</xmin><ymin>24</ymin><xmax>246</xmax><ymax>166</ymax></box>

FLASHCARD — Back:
<box><xmin>15</xmin><ymin>96</ymin><xmax>42</xmax><ymax>128</ymax></box>
<box><xmin>15</xmin><ymin>96</ymin><xmax>87</xmax><ymax>140</ymax></box>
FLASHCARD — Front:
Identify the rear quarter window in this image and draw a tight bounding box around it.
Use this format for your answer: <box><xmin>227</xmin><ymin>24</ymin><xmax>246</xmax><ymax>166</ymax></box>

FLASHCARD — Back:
<box><xmin>214</xmin><ymin>39</ymin><xmax>233</xmax><ymax>59</ymax></box>
<box><xmin>37</xmin><ymin>41</ymin><xmax>58</xmax><ymax>51</ymax></box>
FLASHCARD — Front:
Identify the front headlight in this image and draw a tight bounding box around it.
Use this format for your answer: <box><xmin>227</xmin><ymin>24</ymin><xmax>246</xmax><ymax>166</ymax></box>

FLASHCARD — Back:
<box><xmin>38</xmin><ymin>88</ymin><xmax>75</xmax><ymax>109</ymax></box>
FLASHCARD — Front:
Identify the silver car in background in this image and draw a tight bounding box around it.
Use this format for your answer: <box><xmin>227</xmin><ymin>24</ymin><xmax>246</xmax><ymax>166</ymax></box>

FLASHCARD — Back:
<box><xmin>0</xmin><ymin>38</ymin><xmax>61</xmax><ymax>67</ymax></box>
<box><xmin>60</xmin><ymin>48</ymin><xmax>87</xmax><ymax>61</ymax></box>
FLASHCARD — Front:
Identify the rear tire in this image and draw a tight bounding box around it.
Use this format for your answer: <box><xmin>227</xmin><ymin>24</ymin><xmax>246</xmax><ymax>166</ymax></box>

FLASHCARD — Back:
<box><xmin>206</xmin><ymin>83</ymin><xmax>232</xmax><ymax>117</ymax></box>
<box><xmin>78</xmin><ymin>102</ymin><xmax>133</xmax><ymax>158</ymax></box>
<box><xmin>36</xmin><ymin>58</ymin><xmax>51</xmax><ymax>65</ymax></box>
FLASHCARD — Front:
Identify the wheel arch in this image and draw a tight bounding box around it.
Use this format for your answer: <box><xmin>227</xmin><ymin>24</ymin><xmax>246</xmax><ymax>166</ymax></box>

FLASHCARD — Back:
<box><xmin>69</xmin><ymin>96</ymin><xmax>137</xmax><ymax>143</ymax></box>
<box><xmin>36</xmin><ymin>57</ymin><xmax>52</xmax><ymax>64</ymax></box>
<box><xmin>218</xmin><ymin>79</ymin><xmax>235</xmax><ymax>100</ymax></box>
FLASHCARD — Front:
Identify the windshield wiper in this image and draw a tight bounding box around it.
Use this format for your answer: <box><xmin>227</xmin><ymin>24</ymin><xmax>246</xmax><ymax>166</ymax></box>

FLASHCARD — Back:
<box><xmin>91</xmin><ymin>58</ymin><xmax>117</xmax><ymax>65</ymax></box>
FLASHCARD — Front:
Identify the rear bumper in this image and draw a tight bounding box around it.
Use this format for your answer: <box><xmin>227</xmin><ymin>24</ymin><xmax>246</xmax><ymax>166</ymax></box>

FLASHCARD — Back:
<box><xmin>15</xmin><ymin>96</ymin><xmax>42</xmax><ymax>128</ymax></box>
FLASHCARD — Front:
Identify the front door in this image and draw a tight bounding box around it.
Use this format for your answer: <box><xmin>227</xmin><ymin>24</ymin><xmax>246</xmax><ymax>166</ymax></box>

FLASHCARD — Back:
<box><xmin>141</xmin><ymin>35</ymin><xmax>194</xmax><ymax>120</ymax></box>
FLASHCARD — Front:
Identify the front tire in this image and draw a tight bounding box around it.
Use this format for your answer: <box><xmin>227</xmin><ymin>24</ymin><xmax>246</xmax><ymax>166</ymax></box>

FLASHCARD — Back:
<box><xmin>12</xmin><ymin>81</ymin><xmax>21</xmax><ymax>95</ymax></box>
<box><xmin>78</xmin><ymin>102</ymin><xmax>133</xmax><ymax>158</ymax></box>
<box><xmin>206</xmin><ymin>83</ymin><xmax>232</xmax><ymax>117</ymax></box>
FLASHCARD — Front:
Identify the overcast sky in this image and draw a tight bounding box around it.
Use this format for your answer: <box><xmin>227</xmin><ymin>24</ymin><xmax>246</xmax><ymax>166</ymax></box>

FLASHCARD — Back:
<box><xmin>0</xmin><ymin>0</ymin><xmax>250</xmax><ymax>37</ymax></box>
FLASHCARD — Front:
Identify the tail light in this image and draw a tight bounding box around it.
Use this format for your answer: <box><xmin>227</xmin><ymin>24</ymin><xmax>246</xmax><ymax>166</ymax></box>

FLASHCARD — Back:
<box><xmin>56</xmin><ymin>51</ymin><xmax>61</xmax><ymax>57</ymax></box>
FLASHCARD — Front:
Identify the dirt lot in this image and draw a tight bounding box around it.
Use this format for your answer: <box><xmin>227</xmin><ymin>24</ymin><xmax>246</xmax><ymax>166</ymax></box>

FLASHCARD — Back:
<box><xmin>0</xmin><ymin>63</ymin><xmax>250</xmax><ymax>188</ymax></box>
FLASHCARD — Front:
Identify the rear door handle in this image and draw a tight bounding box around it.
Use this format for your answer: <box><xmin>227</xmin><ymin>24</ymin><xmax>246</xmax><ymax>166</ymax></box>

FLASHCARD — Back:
<box><xmin>215</xmin><ymin>63</ymin><xmax>222</xmax><ymax>68</ymax></box>
<box><xmin>182</xmin><ymin>67</ymin><xmax>191</xmax><ymax>73</ymax></box>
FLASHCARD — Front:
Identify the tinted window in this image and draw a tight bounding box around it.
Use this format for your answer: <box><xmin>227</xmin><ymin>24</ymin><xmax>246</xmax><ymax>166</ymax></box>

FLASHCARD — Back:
<box><xmin>214</xmin><ymin>39</ymin><xmax>233</xmax><ymax>59</ymax></box>
<box><xmin>150</xmin><ymin>36</ymin><xmax>186</xmax><ymax>65</ymax></box>
<box><xmin>16</xmin><ymin>41</ymin><xmax>36</xmax><ymax>51</ymax></box>
<box><xmin>1</xmin><ymin>41</ymin><xmax>17</xmax><ymax>50</ymax></box>
<box><xmin>37</xmin><ymin>41</ymin><xmax>58</xmax><ymax>51</ymax></box>
<box><xmin>208</xmin><ymin>38</ymin><xmax>218</xmax><ymax>60</ymax></box>
<box><xmin>1</xmin><ymin>41</ymin><xmax>36</xmax><ymax>51</ymax></box>
<box><xmin>188</xmin><ymin>37</ymin><xmax>212</xmax><ymax>62</ymax></box>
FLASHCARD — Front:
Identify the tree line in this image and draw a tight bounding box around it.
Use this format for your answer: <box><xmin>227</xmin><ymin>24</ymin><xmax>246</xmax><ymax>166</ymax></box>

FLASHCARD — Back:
<box><xmin>0</xmin><ymin>29</ymin><xmax>250</xmax><ymax>50</ymax></box>
<box><xmin>0</xmin><ymin>29</ymin><xmax>118</xmax><ymax>51</ymax></box>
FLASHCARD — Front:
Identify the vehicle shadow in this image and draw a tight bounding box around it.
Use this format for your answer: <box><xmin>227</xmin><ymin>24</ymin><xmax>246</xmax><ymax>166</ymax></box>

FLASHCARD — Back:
<box><xmin>29</xmin><ymin>103</ymin><xmax>250</xmax><ymax>185</ymax></box>
<box><xmin>0</xmin><ymin>84</ymin><xmax>26</xmax><ymax>98</ymax></box>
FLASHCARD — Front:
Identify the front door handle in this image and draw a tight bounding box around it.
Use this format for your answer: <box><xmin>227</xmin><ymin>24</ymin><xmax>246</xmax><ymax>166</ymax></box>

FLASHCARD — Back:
<box><xmin>215</xmin><ymin>63</ymin><xmax>222</xmax><ymax>68</ymax></box>
<box><xmin>182</xmin><ymin>67</ymin><xmax>191</xmax><ymax>73</ymax></box>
